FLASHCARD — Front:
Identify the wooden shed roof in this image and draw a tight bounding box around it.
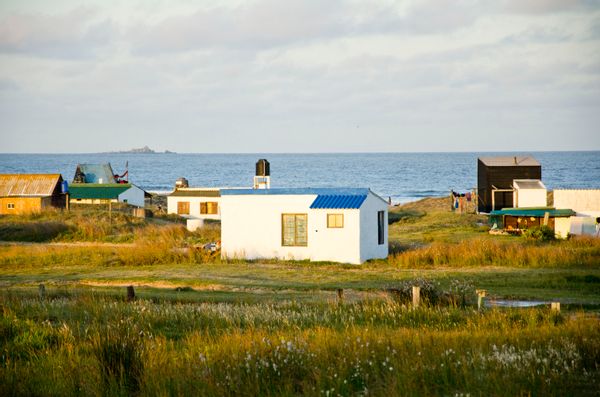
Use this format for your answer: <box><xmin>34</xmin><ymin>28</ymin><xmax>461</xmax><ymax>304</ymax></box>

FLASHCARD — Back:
<box><xmin>0</xmin><ymin>174</ymin><xmax>62</xmax><ymax>197</ymax></box>
<box><xmin>479</xmin><ymin>156</ymin><xmax>540</xmax><ymax>167</ymax></box>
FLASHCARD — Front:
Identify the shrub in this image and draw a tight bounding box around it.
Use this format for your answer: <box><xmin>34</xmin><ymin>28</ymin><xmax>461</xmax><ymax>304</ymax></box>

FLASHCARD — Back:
<box><xmin>523</xmin><ymin>226</ymin><xmax>555</xmax><ymax>242</ymax></box>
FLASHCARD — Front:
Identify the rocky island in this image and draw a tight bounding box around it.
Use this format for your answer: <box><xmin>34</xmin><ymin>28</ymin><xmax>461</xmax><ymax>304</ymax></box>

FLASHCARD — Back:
<box><xmin>107</xmin><ymin>145</ymin><xmax>175</xmax><ymax>154</ymax></box>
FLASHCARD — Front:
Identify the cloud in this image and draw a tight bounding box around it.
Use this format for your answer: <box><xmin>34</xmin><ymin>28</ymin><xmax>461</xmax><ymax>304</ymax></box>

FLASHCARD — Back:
<box><xmin>128</xmin><ymin>0</ymin><xmax>488</xmax><ymax>55</ymax></box>
<box><xmin>503</xmin><ymin>0</ymin><xmax>592</xmax><ymax>14</ymax></box>
<box><xmin>0</xmin><ymin>7</ymin><xmax>115</xmax><ymax>58</ymax></box>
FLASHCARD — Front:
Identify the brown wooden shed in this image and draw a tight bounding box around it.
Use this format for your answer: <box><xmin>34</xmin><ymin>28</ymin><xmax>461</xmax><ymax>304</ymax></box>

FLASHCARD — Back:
<box><xmin>0</xmin><ymin>174</ymin><xmax>66</xmax><ymax>215</ymax></box>
<box><xmin>477</xmin><ymin>156</ymin><xmax>541</xmax><ymax>214</ymax></box>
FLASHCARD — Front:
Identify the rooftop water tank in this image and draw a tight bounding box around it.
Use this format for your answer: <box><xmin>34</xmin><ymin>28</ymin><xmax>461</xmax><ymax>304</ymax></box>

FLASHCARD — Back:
<box><xmin>175</xmin><ymin>177</ymin><xmax>189</xmax><ymax>188</ymax></box>
<box><xmin>256</xmin><ymin>159</ymin><xmax>270</xmax><ymax>176</ymax></box>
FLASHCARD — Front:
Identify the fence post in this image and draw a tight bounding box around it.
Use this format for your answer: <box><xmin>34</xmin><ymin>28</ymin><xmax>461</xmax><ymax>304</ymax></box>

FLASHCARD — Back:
<box><xmin>412</xmin><ymin>286</ymin><xmax>420</xmax><ymax>308</ymax></box>
<box><xmin>38</xmin><ymin>284</ymin><xmax>46</xmax><ymax>300</ymax></box>
<box><xmin>476</xmin><ymin>289</ymin><xmax>487</xmax><ymax>310</ymax></box>
<box><xmin>551</xmin><ymin>302</ymin><xmax>561</xmax><ymax>312</ymax></box>
<box><xmin>337</xmin><ymin>289</ymin><xmax>344</xmax><ymax>303</ymax></box>
<box><xmin>127</xmin><ymin>285</ymin><xmax>136</xmax><ymax>302</ymax></box>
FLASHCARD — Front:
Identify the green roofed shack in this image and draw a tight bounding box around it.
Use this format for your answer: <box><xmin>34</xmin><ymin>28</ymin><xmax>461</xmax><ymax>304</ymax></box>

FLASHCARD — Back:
<box><xmin>68</xmin><ymin>183</ymin><xmax>147</xmax><ymax>207</ymax></box>
<box><xmin>489</xmin><ymin>207</ymin><xmax>575</xmax><ymax>234</ymax></box>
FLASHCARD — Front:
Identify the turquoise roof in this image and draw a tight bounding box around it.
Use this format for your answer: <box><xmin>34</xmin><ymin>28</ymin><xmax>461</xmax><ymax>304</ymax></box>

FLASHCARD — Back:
<box><xmin>490</xmin><ymin>208</ymin><xmax>575</xmax><ymax>217</ymax></box>
<box><xmin>69</xmin><ymin>183</ymin><xmax>131</xmax><ymax>199</ymax></box>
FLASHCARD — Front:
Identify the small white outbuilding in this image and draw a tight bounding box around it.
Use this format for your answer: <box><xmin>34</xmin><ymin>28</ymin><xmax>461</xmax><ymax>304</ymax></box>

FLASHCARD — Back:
<box><xmin>167</xmin><ymin>188</ymin><xmax>222</xmax><ymax>220</ymax></box>
<box><xmin>513</xmin><ymin>179</ymin><xmax>547</xmax><ymax>208</ymax></box>
<box><xmin>219</xmin><ymin>188</ymin><xmax>389</xmax><ymax>265</ymax></box>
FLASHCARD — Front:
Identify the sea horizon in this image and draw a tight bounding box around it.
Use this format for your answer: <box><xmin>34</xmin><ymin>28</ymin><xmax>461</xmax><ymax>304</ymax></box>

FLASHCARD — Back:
<box><xmin>1</xmin><ymin>151</ymin><xmax>598</xmax><ymax>204</ymax></box>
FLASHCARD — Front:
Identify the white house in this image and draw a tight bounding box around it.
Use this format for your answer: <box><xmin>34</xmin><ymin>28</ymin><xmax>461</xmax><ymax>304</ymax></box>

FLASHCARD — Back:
<box><xmin>219</xmin><ymin>188</ymin><xmax>389</xmax><ymax>265</ymax></box>
<box><xmin>513</xmin><ymin>179</ymin><xmax>547</xmax><ymax>208</ymax></box>
<box><xmin>553</xmin><ymin>189</ymin><xmax>600</xmax><ymax>238</ymax></box>
<box><xmin>167</xmin><ymin>188</ymin><xmax>222</xmax><ymax>220</ymax></box>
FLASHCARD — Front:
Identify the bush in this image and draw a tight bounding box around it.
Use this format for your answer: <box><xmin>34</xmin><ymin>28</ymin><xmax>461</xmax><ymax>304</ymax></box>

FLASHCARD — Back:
<box><xmin>523</xmin><ymin>226</ymin><xmax>555</xmax><ymax>242</ymax></box>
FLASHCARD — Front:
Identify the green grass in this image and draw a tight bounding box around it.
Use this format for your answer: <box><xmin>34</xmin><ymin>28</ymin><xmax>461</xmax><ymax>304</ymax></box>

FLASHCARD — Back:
<box><xmin>1</xmin><ymin>290</ymin><xmax>599</xmax><ymax>396</ymax></box>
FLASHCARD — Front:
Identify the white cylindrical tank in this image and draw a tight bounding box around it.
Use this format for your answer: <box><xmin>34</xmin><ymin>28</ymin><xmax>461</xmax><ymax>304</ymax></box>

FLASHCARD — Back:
<box><xmin>186</xmin><ymin>219</ymin><xmax>204</xmax><ymax>232</ymax></box>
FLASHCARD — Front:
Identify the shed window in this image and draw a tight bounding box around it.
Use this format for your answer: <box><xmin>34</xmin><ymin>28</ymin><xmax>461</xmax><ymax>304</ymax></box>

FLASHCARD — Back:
<box><xmin>377</xmin><ymin>211</ymin><xmax>385</xmax><ymax>245</ymax></box>
<box><xmin>177</xmin><ymin>201</ymin><xmax>190</xmax><ymax>215</ymax></box>
<box><xmin>282</xmin><ymin>214</ymin><xmax>307</xmax><ymax>246</ymax></box>
<box><xmin>200</xmin><ymin>202</ymin><xmax>218</xmax><ymax>215</ymax></box>
<box><xmin>7</xmin><ymin>203</ymin><xmax>15</xmax><ymax>209</ymax></box>
<box><xmin>327</xmin><ymin>214</ymin><xmax>344</xmax><ymax>228</ymax></box>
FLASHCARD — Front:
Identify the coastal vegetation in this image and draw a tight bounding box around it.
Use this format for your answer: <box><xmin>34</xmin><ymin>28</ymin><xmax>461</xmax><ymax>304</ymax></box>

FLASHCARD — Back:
<box><xmin>1</xmin><ymin>196</ymin><xmax>599</xmax><ymax>395</ymax></box>
<box><xmin>1</xmin><ymin>291</ymin><xmax>599</xmax><ymax>396</ymax></box>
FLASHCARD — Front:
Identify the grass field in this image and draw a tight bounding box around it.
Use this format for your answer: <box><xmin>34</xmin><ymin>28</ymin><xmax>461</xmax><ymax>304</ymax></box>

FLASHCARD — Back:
<box><xmin>1</xmin><ymin>196</ymin><xmax>599</xmax><ymax>395</ymax></box>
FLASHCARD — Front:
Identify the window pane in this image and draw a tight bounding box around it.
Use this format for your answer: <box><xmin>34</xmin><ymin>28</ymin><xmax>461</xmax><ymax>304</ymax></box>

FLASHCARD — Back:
<box><xmin>200</xmin><ymin>202</ymin><xmax>207</xmax><ymax>214</ymax></box>
<box><xmin>282</xmin><ymin>214</ymin><xmax>296</xmax><ymax>246</ymax></box>
<box><xmin>378</xmin><ymin>211</ymin><xmax>384</xmax><ymax>245</ymax></box>
<box><xmin>178</xmin><ymin>202</ymin><xmax>189</xmax><ymax>215</ymax></box>
<box><xmin>327</xmin><ymin>214</ymin><xmax>343</xmax><ymax>228</ymax></box>
<box><xmin>207</xmin><ymin>202</ymin><xmax>218</xmax><ymax>214</ymax></box>
<box><xmin>295</xmin><ymin>214</ymin><xmax>307</xmax><ymax>245</ymax></box>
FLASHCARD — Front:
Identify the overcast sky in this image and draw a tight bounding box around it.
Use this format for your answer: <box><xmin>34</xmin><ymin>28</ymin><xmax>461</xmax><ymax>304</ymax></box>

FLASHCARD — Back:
<box><xmin>0</xmin><ymin>0</ymin><xmax>599</xmax><ymax>153</ymax></box>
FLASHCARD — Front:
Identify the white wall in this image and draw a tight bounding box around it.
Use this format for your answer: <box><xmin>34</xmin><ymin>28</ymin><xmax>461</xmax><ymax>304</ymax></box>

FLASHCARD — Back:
<box><xmin>119</xmin><ymin>185</ymin><xmax>145</xmax><ymax>207</ymax></box>
<box><xmin>308</xmin><ymin>208</ymin><xmax>361</xmax><ymax>264</ymax></box>
<box><xmin>515</xmin><ymin>188</ymin><xmax>547</xmax><ymax>208</ymax></box>
<box><xmin>554</xmin><ymin>189</ymin><xmax>600</xmax><ymax>218</ymax></box>
<box><xmin>220</xmin><ymin>194</ymin><xmax>315</xmax><ymax>261</ymax></box>
<box><xmin>167</xmin><ymin>196</ymin><xmax>221</xmax><ymax>220</ymax></box>
<box><xmin>359</xmin><ymin>193</ymin><xmax>389</xmax><ymax>262</ymax></box>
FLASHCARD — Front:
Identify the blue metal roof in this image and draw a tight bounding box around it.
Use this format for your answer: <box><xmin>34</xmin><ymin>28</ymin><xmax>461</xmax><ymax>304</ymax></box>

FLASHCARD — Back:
<box><xmin>310</xmin><ymin>194</ymin><xmax>367</xmax><ymax>209</ymax></box>
<box><xmin>220</xmin><ymin>188</ymin><xmax>370</xmax><ymax>196</ymax></box>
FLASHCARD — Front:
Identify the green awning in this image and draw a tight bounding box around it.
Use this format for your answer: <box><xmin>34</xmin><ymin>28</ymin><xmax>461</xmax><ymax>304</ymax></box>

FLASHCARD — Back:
<box><xmin>489</xmin><ymin>207</ymin><xmax>575</xmax><ymax>217</ymax></box>
<box><xmin>68</xmin><ymin>184</ymin><xmax>131</xmax><ymax>199</ymax></box>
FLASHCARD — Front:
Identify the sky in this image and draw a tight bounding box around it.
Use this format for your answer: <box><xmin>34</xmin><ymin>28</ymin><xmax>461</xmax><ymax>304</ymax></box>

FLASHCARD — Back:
<box><xmin>0</xmin><ymin>0</ymin><xmax>599</xmax><ymax>153</ymax></box>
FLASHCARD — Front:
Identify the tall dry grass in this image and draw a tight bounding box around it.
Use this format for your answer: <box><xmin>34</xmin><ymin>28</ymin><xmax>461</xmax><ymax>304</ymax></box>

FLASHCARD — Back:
<box><xmin>388</xmin><ymin>236</ymin><xmax>600</xmax><ymax>268</ymax></box>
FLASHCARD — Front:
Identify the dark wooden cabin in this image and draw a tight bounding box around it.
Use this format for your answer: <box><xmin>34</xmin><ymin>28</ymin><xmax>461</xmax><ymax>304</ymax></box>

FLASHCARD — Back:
<box><xmin>477</xmin><ymin>156</ymin><xmax>541</xmax><ymax>213</ymax></box>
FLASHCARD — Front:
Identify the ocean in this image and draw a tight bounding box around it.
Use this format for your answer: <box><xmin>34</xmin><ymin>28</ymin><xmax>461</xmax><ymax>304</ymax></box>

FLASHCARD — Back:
<box><xmin>1</xmin><ymin>152</ymin><xmax>598</xmax><ymax>204</ymax></box>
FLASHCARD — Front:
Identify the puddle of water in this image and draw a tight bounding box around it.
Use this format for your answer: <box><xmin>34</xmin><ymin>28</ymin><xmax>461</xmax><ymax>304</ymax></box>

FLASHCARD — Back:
<box><xmin>487</xmin><ymin>299</ymin><xmax>548</xmax><ymax>308</ymax></box>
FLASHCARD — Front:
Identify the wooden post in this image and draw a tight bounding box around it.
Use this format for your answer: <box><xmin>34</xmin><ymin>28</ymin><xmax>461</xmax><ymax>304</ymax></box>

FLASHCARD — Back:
<box><xmin>551</xmin><ymin>302</ymin><xmax>560</xmax><ymax>312</ymax></box>
<box><xmin>543</xmin><ymin>212</ymin><xmax>550</xmax><ymax>226</ymax></box>
<box><xmin>476</xmin><ymin>289</ymin><xmax>487</xmax><ymax>310</ymax></box>
<box><xmin>127</xmin><ymin>285</ymin><xmax>135</xmax><ymax>302</ymax></box>
<box><xmin>38</xmin><ymin>284</ymin><xmax>46</xmax><ymax>300</ymax></box>
<box><xmin>412</xmin><ymin>286</ymin><xmax>420</xmax><ymax>308</ymax></box>
<box><xmin>337</xmin><ymin>288</ymin><xmax>344</xmax><ymax>303</ymax></box>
